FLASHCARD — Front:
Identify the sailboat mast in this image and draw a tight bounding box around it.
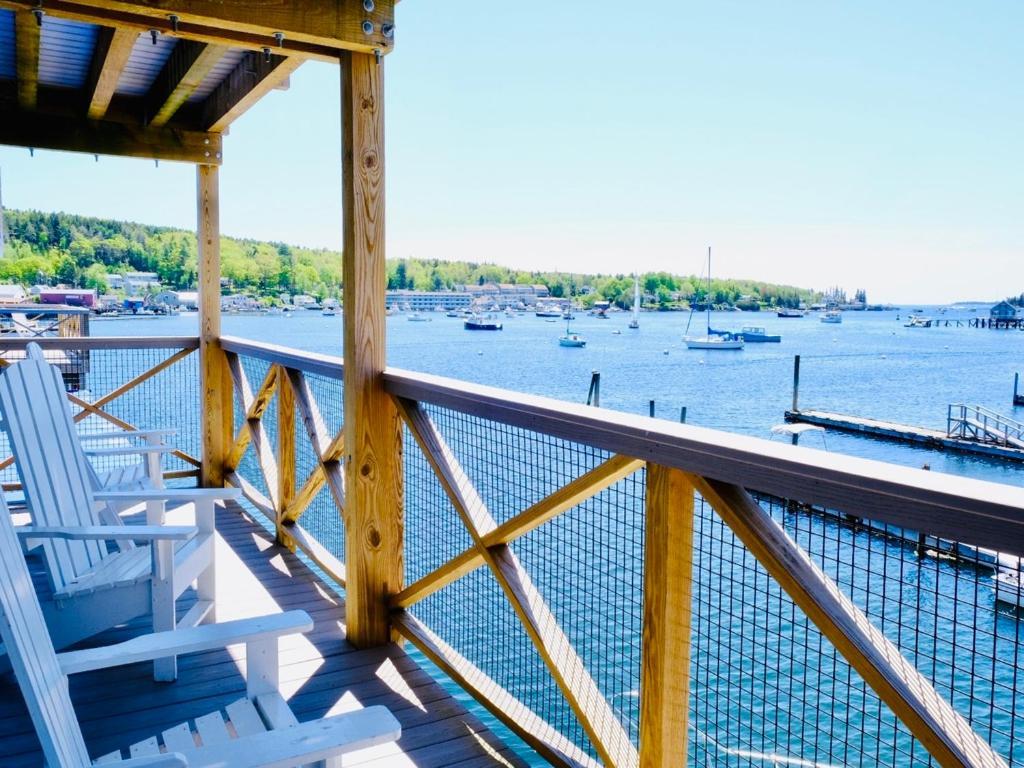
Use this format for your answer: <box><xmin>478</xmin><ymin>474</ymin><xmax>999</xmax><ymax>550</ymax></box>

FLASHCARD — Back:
<box><xmin>706</xmin><ymin>246</ymin><xmax>712</xmax><ymax>334</ymax></box>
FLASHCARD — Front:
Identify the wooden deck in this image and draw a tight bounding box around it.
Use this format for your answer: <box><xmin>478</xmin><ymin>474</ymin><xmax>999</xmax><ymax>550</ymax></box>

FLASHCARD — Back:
<box><xmin>0</xmin><ymin>501</ymin><xmax>529</xmax><ymax>767</ymax></box>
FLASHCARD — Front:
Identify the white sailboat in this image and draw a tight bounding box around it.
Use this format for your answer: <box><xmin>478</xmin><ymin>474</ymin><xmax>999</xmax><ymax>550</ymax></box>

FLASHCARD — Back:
<box><xmin>628</xmin><ymin>274</ymin><xmax>640</xmax><ymax>329</ymax></box>
<box><xmin>685</xmin><ymin>248</ymin><xmax>744</xmax><ymax>350</ymax></box>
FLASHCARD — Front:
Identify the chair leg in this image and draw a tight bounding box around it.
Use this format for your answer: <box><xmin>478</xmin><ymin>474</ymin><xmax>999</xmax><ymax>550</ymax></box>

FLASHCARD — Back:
<box><xmin>152</xmin><ymin>540</ymin><xmax>177</xmax><ymax>681</ymax></box>
<box><xmin>196</xmin><ymin>499</ymin><xmax>217</xmax><ymax>623</ymax></box>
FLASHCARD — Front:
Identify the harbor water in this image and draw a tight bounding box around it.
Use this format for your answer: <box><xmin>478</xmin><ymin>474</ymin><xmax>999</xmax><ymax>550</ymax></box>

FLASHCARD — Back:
<box><xmin>92</xmin><ymin>307</ymin><xmax>1024</xmax><ymax>766</ymax></box>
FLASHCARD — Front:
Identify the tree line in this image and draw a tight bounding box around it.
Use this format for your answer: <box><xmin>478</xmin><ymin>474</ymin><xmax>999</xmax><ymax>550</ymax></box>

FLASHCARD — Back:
<box><xmin>1</xmin><ymin>209</ymin><xmax>820</xmax><ymax>308</ymax></box>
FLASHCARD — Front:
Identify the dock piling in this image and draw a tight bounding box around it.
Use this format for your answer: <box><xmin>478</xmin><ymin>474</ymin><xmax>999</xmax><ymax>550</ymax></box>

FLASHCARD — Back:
<box><xmin>1015</xmin><ymin>372</ymin><xmax>1023</xmax><ymax>407</ymax></box>
<box><xmin>792</xmin><ymin>355</ymin><xmax>801</xmax><ymax>413</ymax></box>
<box><xmin>649</xmin><ymin>399</ymin><xmax>655</xmax><ymax>418</ymax></box>
<box><xmin>680</xmin><ymin>406</ymin><xmax>687</xmax><ymax>424</ymax></box>
<box><xmin>587</xmin><ymin>370</ymin><xmax>601</xmax><ymax>407</ymax></box>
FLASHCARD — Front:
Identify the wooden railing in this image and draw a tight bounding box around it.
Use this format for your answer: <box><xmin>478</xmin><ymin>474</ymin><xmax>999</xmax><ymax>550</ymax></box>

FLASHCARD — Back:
<box><xmin>16</xmin><ymin>335</ymin><xmax>1019</xmax><ymax>767</ymax></box>
<box><xmin>213</xmin><ymin>338</ymin><xmax>1024</xmax><ymax>767</ymax></box>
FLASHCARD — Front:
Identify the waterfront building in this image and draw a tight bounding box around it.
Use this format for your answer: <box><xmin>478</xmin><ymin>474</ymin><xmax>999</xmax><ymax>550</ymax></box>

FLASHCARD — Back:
<box><xmin>37</xmin><ymin>287</ymin><xmax>96</xmax><ymax>308</ymax></box>
<box><xmin>0</xmin><ymin>284</ymin><xmax>27</xmax><ymax>304</ymax></box>
<box><xmin>386</xmin><ymin>289</ymin><xmax>473</xmax><ymax>311</ymax></box>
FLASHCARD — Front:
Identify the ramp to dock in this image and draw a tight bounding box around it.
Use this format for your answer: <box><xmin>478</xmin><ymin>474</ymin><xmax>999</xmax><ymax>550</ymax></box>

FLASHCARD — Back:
<box><xmin>785</xmin><ymin>408</ymin><xmax>1024</xmax><ymax>462</ymax></box>
<box><xmin>947</xmin><ymin>404</ymin><xmax>1024</xmax><ymax>449</ymax></box>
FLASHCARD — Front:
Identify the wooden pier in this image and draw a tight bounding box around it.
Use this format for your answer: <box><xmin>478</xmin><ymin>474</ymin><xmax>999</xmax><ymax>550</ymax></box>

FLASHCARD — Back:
<box><xmin>784</xmin><ymin>409</ymin><xmax>1024</xmax><ymax>463</ymax></box>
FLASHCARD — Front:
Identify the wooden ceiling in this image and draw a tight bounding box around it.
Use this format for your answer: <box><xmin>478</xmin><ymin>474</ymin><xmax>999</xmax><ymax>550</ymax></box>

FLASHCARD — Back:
<box><xmin>0</xmin><ymin>1</ymin><xmax>396</xmax><ymax>164</ymax></box>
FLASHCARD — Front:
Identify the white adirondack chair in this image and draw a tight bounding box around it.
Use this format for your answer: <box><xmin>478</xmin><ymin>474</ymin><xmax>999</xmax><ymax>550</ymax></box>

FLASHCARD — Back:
<box><xmin>0</xmin><ymin>491</ymin><xmax>402</xmax><ymax>768</ymax></box>
<box><xmin>0</xmin><ymin>342</ymin><xmax>237</xmax><ymax>680</ymax></box>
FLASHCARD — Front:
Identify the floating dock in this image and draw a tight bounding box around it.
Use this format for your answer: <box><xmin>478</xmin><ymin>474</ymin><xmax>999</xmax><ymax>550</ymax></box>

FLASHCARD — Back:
<box><xmin>784</xmin><ymin>409</ymin><xmax>1024</xmax><ymax>463</ymax></box>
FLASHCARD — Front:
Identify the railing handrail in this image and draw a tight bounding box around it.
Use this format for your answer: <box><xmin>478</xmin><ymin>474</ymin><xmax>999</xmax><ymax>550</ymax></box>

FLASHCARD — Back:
<box><xmin>0</xmin><ymin>335</ymin><xmax>199</xmax><ymax>350</ymax></box>
<box><xmin>948</xmin><ymin>403</ymin><xmax>1024</xmax><ymax>442</ymax></box>
<box><xmin>384</xmin><ymin>366</ymin><xmax>1024</xmax><ymax>557</ymax></box>
<box><xmin>221</xmin><ymin>335</ymin><xmax>343</xmax><ymax>380</ymax></box>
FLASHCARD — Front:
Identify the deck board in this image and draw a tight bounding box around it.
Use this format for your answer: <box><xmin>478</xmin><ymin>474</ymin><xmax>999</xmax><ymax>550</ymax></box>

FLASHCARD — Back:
<box><xmin>0</xmin><ymin>501</ymin><xmax>529</xmax><ymax>767</ymax></box>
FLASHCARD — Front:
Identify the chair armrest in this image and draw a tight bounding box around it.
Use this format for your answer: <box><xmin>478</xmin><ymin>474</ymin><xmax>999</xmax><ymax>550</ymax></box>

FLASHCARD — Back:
<box><xmin>17</xmin><ymin>525</ymin><xmax>196</xmax><ymax>542</ymax></box>
<box><xmin>94</xmin><ymin>488</ymin><xmax>241</xmax><ymax>503</ymax></box>
<box><xmin>84</xmin><ymin>445</ymin><xmax>176</xmax><ymax>457</ymax></box>
<box><xmin>78</xmin><ymin>428</ymin><xmax>177</xmax><ymax>442</ymax></box>
<box><xmin>57</xmin><ymin>610</ymin><xmax>313</xmax><ymax>674</ymax></box>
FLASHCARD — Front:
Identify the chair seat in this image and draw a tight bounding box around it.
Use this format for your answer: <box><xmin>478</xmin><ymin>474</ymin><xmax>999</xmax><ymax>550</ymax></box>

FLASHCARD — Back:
<box><xmin>56</xmin><ymin>536</ymin><xmax>205</xmax><ymax>599</ymax></box>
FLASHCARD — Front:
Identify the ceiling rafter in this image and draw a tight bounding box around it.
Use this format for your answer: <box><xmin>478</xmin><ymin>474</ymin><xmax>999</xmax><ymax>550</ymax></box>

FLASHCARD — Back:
<box><xmin>198</xmin><ymin>52</ymin><xmax>302</xmax><ymax>133</ymax></box>
<box><xmin>84</xmin><ymin>26</ymin><xmax>138</xmax><ymax>119</ymax></box>
<box><xmin>14</xmin><ymin>9</ymin><xmax>40</xmax><ymax>110</ymax></box>
<box><xmin>146</xmin><ymin>40</ymin><xmax>228</xmax><ymax>127</ymax></box>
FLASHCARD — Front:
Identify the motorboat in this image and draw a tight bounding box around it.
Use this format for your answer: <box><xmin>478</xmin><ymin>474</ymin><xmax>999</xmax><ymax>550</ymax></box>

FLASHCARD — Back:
<box><xmin>777</xmin><ymin>308</ymin><xmax>806</xmax><ymax>318</ymax></box>
<box><xmin>464</xmin><ymin>314</ymin><xmax>503</xmax><ymax>330</ymax></box>
<box><xmin>738</xmin><ymin>326</ymin><xmax>781</xmax><ymax>343</ymax></box>
<box><xmin>820</xmin><ymin>310</ymin><xmax>842</xmax><ymax>324</ymax></box>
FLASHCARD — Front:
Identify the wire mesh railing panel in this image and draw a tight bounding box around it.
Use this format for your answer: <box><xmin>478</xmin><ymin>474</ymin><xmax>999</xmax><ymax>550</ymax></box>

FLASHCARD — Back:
<box><xmin>426</xmin><ymin>404</ymin><xmax>608</xmax><ymax>527</ymax></box>
<box><xmin>291</xmin><ymin>371</ymin><xmax>345</xmax><ymax>561</ymax></box>
<box><xmin>514</xmin><ymin>468</ymin><xmax>646</xmax><ymax>748</ymax></box>
<box><xmin>232</xmin><ymin>355</ymin><xmax>274</xmax><ymax>505</ymax></box>
<box><xmin>404</xmin><ymin>403</ymin><xmax>645</xmax><ymax>760</ymax></box>
<box><xmin>691</xmin><ymin>492</ymin><xmax>1024</xmax><ymax>767</ymax></box>
<box><xmin>0</xmin><ymin>343</ymin><xmax>200</xmax><ymax>486</ymax></box>
<box><xmin>404</xmin><ymin>425</ymin><xmax>475</xmax><ymax>584</ymax></box>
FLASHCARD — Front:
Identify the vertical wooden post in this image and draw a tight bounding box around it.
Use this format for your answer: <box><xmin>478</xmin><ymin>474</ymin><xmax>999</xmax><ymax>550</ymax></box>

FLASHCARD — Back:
<box><xmin>341</xmin><ymin>50</ymin><xmax>403</xmax><ymax>648</ymax></box>
<box><xmin>640</xmin><ymin>463</ymin><xmax>694</xmax><ymax>767</ymax></box>
<box><xmin>197</xmin><ymin>164</ymin><xmax>232</xmax><ymax>488</ymax></box>
<box><xmin>276</xmin><ymin>367</ymin><xmax>296</xmax><ymax>548</ymax></box>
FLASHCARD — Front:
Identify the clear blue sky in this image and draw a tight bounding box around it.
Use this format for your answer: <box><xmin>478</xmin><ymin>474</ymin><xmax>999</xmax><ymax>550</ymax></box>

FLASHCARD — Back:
<box><xmin>1</xmin><ymin>1</ymin><xmax>1020</xmax><ymax>303</ymax></box>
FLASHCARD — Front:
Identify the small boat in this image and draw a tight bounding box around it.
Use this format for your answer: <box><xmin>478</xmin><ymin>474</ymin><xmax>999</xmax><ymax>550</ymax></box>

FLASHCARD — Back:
<box><xmin>904</xmin><ymin>315</ymin><xmax>932</xmax><ymax>328</ymax></box>
<box><xmin>820</xmin><ymin>310</ymin><xmax>842</xmax><ymax>324</ymax></box>
<box><xmin>407</xmin><ymin>312</ymin><xmax>432</xmax><ymax>322</ymax></box>
<box><xmin>322</xmin><ymin>300</ymin><xmax>339</xmax><ymax>316</ymax></box>
<box><xmin>464</xmin><ymin>314</ymin><xmax>503</xmax><ymax>330</ymax></box>
<box><xmin>558</xmin><ymin>318</ymin><xmax>586</xmax><ymax>347</ymax></box>
<box><xmin>777</xmin><ymin>308</ymin><xmax>806</xmax><ymax>318</ymax></box>
<box><xmin>738</xmin><ymin>326</ymin><xmax>781</xmax><ymax>343</ymax></box>
<box><xmin>685</xmin><ymin>247</ymin><xmax>745</xmax><ymax>351</ymax></box>
<box><xmin>535</xmin><ymin>306</ymin><xmax>562</xmax><ymax>318</ymax></box>
<box><xmin>445</xmin><ymin>310</ymin><xmax>461</xmax><ymax>318</ymax></box>
<box><xmin>629</xmin><ymin>274</ymin><xmax>640</xmax><ymax>329</ymax></box>
<box><xmin>562</xmin><ymin>310</ymin><xmax>575</xmax><ymax>320</ymax></box>
<box><xmin>994</xmin><ymin>570</ymin><xmax>1024</xmax><ymax>609</ymax></box>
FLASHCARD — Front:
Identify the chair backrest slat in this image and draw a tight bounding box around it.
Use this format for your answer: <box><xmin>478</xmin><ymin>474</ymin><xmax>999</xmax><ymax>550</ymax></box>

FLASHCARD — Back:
<box><xmin>0</xmin><ymin>344</ymin><xmax>108</xmax><ymax>590</ymax></box>
<box><xmin>0</xmin><ymin>491</ymin><xmax>91</xmax><ymax>768</ymax></box>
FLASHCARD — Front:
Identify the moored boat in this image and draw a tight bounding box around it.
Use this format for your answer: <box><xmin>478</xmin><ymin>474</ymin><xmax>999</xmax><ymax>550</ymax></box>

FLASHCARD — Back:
<box><xmin>408</xmin><ymin>312</ymin><xmax>432</xmax><ymax>322</ymax></box>
<box><xmin>820</xmin><ymin>310</ymin><xmax>842</xmax><ymax>324</ymax></box>
<box><xmin>777</xmin><ymin>308</ymin><xmax>806</xmax><ymax>318</ymax></box>
<box><xmin>464</xmin><ymin>314</ymin><xmax>503</xmax><ymax>330</ymax></box>
<box><xmin>738</xmin><ymin>326</ymin><xmax>781</xmax><ymax>343</ymax></box>
<box><xmin>684</xmin><ymin>247</ymin><xmax>745</xmax><ymax>351</ymax></box>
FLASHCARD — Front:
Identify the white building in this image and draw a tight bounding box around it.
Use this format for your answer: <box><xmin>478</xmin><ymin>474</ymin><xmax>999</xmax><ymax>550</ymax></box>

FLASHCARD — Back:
<box><xmin>0</xmin><ymin>284</ymin><xmax>27</xmax><ymax>304</ymax></box>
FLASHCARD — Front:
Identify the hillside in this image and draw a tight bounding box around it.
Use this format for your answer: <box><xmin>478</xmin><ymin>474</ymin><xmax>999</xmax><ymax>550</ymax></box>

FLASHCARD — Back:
<box><xmin>0</xmin><ymin>209</ymin><xmax>820</xmax><ymax>309</ymax></box>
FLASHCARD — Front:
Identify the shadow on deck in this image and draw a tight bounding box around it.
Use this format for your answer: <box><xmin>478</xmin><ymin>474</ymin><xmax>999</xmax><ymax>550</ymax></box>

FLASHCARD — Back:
<box><xmin>0</xmin><ymin>501</ymin><xmax>526</xmax><ymax>767</ymax></box>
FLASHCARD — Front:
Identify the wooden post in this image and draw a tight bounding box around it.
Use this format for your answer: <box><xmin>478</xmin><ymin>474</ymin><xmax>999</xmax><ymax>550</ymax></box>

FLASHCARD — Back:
<box><xmin>276</xmin><ymin>366</ymin><xmax>296</xmax><ymax>548</ymax></box>
<box><xmin>792</xmin><ymin>354</ymin><xmax>801</xmax><ymax>413</ymax></box>
<box><xmin>649</xmin><ymin>399</ymin><xmax>655</xmax><ymax>418</ymax></box>
<box><xmin>587</xmin><ymin>370</ymin><xmax>600</xmax><ymax>407</ymax></box>
<box><xmin>679</xmin><ymin>406</ymin><xmax>687</xmax><ymax>424</ymax></box>
<box><xmin>639</xmin><ymin>463</ymin><xmax>694</xmax><ymax>767</ymax></box>
<box><xmin>197</xmin><ymin>164</ymin><xmax>233</xmax><ymax>488</ymax></box>
<box><xmin>341</xmin><ymin>50</ymin><xmax>403</xmax><ymax>648</ymax></box>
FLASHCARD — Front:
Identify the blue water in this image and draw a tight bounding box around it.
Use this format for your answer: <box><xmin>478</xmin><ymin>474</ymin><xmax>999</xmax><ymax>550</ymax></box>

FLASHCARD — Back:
<box><xmin>95</xmin><ymin>307</ymin><xmax>1024</xmax><ymax>488</ymax></box>
<box><xmin>88</xmin><ymin>308</ymin><xmax>1024</xmax><ymax>766</ymax></box>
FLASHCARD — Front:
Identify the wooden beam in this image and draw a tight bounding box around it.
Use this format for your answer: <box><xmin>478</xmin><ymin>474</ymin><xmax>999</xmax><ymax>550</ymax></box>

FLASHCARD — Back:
<box><xmin>341</xmin><ymin>50</ymin><xmax>402</xmax><ymax>649</ymax></box>
<box><xmin>14</xmin><ymin>9</ymin><xmax>39</xmax><ymax>110</ymax></box>
<box><xmin>147</xmin><ymin>40</ymin><xmax>229</xmax><ymax>127</ymax></box>
<box><xmin>197</xmin><ymin>164</ymin><xmax>232</xmax><ymax>487</ymax></box>
<box><xmin>639</xmin><ymin>465</ymin><xmax>693</xmax><ymax>768</ymax></box>
<box><xmin>198</xmin><ymin>52</ymin><xmax>303</xmax><ymax>132</ymax></box>
<box><xmin>85</xmin><ymin>26</ymin><xmax>138</xmax><ymax>119</ymax></box>
<box><xmin>276</xmin><ymin>365</ymin><xmax>295</xmax><ymax>547</ymax></box>
<box><xmin>0</xmin><ymin>107</ymin><xmax>223</xmax><ymax>164</ymax></box>
<box><xmin>691</xmin><ymin>476</ymin><xmax>1008</xmax><ymax>768</ymax></box>
<box><xmin>0</xmin><ymin>0</ymin><xmax>396</xmax><ymax>57</ymax></box>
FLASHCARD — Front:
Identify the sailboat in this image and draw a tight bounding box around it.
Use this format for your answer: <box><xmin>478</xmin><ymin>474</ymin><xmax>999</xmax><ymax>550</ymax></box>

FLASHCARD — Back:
<box><xmin>559</xmin><ymin>318</ymin><xmax>586</xmax><ymax>347</ymax></box>
<box><xmin>628</xmin><ymin>274</ymin><xmax>640</xmax><ymax>329</ymax></box>
<box><xmin>684</xmin><ymin>247</ymin><xmax>744</xmax><ymax>350</ymax></box>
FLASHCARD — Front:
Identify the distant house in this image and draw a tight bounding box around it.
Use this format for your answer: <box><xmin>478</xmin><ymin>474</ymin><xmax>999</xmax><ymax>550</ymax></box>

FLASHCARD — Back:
<box><xmin>532</xmin><ymin>284</ymin><xmax>550</xmax><ymax>298</ymax></box>
<box><xmin>0</xmin><ymin>284</ymin><xmax>27</xmax><ymax>304</ymax></box>
<box><xmin>153</xmin><ymin>290</ymin><xmax>199</xmax><ymax>310</ymax></box>
<box><xmin>38</xmin><ymin>288</ymin><xmax>96</xmax><ymax>308</ymax></box>
<box><xmin>123</xmin><ymin>272</ymin><xmax>160</xmax><ymax>294</ymax></box>
<box><xmin>991</xmin><ymin>301</ymin><xmax>1018</xmax><ymax>320</ymax></box>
